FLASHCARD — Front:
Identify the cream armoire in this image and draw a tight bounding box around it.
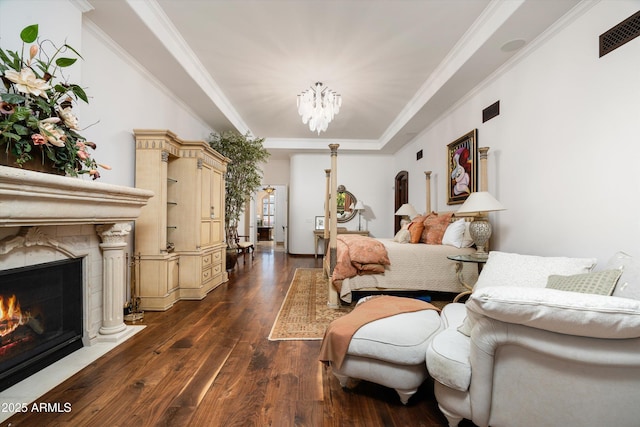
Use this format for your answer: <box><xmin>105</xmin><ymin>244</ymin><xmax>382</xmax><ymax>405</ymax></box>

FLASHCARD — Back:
<box><xmin>133</xmin><ymin>129</ymin><xmax>229</xmax><ymax>310</ymax></box>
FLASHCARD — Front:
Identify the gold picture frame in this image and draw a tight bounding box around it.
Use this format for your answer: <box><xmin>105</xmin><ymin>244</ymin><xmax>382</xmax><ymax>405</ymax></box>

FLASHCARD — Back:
<box><xmin>447</xmin><ymin>129</ymin><xmax>477</xmax><ymax>205</ymax></box>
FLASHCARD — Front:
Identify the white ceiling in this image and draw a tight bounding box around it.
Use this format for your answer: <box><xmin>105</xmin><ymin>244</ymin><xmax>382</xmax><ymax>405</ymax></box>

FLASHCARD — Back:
<box><xmin>85</xmin><ymin>0</ymin><xmax>580</xmax><ymax>158</ymax></box>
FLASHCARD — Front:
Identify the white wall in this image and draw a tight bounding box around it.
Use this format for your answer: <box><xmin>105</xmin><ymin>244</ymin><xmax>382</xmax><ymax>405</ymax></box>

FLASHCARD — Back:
<box><xmin>79</xmin><ymin>24</ymin><xmax>213</xmax><ymax>187</ymax></box>
<box><xmin>288</xmin><ymin>152</ymin><xmax>395</xmax><ymax>254</ymax></box>
<box><xmin>0</xmin><ymin>0</ymin><xmax>214</xmax><ymax>189</ymax></box>
<box><xmin>394</xmin><ymin>1</ymin><xmax>640</xmax><ymax>265</ymax></box>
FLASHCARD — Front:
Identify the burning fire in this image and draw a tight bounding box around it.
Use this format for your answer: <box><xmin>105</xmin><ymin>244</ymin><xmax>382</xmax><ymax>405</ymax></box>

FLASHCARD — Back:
<box><xmin>0</xmin><ymin>295</ymin><xmax>26</xmax><ymax>337</ymax></box>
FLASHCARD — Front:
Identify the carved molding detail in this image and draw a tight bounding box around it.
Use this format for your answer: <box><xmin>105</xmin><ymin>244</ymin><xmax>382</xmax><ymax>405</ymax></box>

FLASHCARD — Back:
<box><xmin>0</xmin><ymin>226</ymin><xmax>78</xmax><ymax>258</ymax></box>
<box><xmin>96</xmin><ymin>223</ymin><xmax>131</xmax><ymax>241</ymax></box>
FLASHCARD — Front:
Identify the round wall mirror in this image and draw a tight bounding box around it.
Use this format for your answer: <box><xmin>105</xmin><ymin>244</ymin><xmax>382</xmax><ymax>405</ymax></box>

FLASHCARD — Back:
<box><xmin>336</xmin><ymin>185</ymin><xmax>357</xmax><ymax>223</ymax></box>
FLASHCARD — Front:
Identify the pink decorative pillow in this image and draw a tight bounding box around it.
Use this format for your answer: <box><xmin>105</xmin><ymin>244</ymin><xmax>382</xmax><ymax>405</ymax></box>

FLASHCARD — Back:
<box><xmin>423</xmin><ymin>212</ymin><xmax>453</xmax><ymax>244</ymax></box>
<box><xmin>408</xmin><ymin>221</ymin><xmax>424</xmax><ymax>243</ymax></box>
<box><xmin>420</xmin><ymin>212</ymin><xmax>438</xmax><ymax>243</ymax></box>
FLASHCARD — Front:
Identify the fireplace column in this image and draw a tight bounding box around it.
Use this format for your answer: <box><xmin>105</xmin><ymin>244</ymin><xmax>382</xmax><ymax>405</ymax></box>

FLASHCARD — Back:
<box><xmin>96</xmin><ymin>223</ymin><xmax>131</xmax><ymax>336</ymax></box>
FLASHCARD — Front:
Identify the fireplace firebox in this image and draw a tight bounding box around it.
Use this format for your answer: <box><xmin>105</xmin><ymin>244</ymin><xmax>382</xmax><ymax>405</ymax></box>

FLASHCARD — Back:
<box><xmin>0</xmin><ymin>258</ymin><xmax>83</xmax><ymax>391</ymax></box>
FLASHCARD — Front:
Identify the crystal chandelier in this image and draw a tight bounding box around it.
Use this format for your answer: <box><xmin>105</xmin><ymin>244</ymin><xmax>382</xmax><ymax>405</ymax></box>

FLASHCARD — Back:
<box><xmin>297</xmin><ymin>82</ymin><xmax>342</xmax><ymax>134</ymax></box>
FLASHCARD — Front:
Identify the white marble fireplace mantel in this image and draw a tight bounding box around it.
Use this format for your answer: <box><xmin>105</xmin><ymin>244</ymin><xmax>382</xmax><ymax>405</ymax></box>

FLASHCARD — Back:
<box><xmin>0</xmin><ymin>165</ymin><xmax>154</xmax><ymax>343</ymax></box>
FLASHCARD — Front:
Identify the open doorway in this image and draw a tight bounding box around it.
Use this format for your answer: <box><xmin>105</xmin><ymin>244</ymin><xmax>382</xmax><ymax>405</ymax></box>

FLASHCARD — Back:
<box><xmin>252</xmin><ymin>185</ymin><xmax>288</xmax><ymax>253</ymax></box>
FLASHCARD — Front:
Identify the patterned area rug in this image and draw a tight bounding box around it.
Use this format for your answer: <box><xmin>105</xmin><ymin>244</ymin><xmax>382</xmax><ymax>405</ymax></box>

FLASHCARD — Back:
<box><xmin>268</xmin><ymin>268</ymin><xmax>353</xmax><ymax>341</ymax></box>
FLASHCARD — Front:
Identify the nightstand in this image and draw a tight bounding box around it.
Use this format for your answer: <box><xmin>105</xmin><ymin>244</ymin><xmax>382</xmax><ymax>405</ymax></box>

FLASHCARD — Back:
<box><xmin>447</xmin><ymin>254</ymin><xmax>486</xmax><ymax>302</ymax></box>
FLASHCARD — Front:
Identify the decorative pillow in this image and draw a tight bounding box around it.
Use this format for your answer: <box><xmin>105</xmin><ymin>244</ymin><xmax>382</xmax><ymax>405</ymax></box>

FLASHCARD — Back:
<box><xmin>442</xmin><ymin>219</ymin><xmax>466</xmax><ymax>248</ymax></box>
<box><xmin>466</xmin><ymin>285</ymin><xmax>640</xmax><ymax>339</ymax></box>
<box><xmin>607</xmin><ymin>252</ymin><xmax>640</xmax><ymax>301</ymax></box>
<box><xmin>474</xmin><ymin>251</ymin><xmax>597</xmax><ymax>291</ymax></box>
<box><xmin>546</xmin><ymin>269</ymin><xmax>621</xmax><ymax>296</ymax></box>
<box><xmin>393</xmin><ymin>229</ymin><xmax>411</xmax><ymax>243</ymax></box>
<box><xmin>422</xmin><ymin>212</ymin><xmax>453</xmax><ymax>244</ymax></box>
<box><xmin>418</xmin><ymin>212</ymin><xmax>437</xmax><ymax>243</ymax></box>
<box><xmin>408</xmin><ymin>221</ymin><xmax>424</xmax><ymax>244</ymax></box>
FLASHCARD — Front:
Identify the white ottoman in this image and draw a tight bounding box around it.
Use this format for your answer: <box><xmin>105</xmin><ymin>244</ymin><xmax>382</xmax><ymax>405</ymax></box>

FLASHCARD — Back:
<box><xmin>331</xmin><ymin>306</ymin><xmax>443</xmax><ymax>404</ymax></box>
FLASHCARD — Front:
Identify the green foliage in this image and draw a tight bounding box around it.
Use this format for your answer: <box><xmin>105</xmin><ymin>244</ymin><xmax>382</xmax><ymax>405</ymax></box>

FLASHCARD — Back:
<box><xmin>0</xmin><ymin>24</ymin><xmax>104</xmax><ymax>178</ymax></box>
<box><xmin>208</xmin><ymin>131</ymin><xmax>270</xmax><ymax>241</ymax></box>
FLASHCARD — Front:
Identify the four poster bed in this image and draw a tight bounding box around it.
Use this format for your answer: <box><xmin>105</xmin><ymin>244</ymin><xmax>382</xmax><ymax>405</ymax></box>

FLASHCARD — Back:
<box><xmin>324</xmin><ymin>145</ymin><xmax>491</xmax><ymax>307</ymax></box>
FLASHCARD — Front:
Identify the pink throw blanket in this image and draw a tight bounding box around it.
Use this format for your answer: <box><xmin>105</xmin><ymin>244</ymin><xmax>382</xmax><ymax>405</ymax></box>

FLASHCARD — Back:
<box><xmin>331</xmin><ymin>235</ymin><xmax>390</xmax><ymax>284</ymax></box>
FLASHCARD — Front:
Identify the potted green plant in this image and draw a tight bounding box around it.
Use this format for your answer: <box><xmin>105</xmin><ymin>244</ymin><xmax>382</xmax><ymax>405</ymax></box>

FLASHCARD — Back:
<box><xmin>208</xmin><ymin>130</ymin><xmax>269</xmax><ymax>269</ymax></box>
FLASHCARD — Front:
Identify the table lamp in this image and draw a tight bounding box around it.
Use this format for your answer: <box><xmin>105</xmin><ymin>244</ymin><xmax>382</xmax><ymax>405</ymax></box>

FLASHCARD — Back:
<box><xmin>456</xmin><ymin>192</ymin><xmax>505</xmax><ymax>259</ymax></box>
<box><xmin>354</xmin><ymin>200</ymin><xmax>365</xmax><ymax>231</ymax></box>
<box><xmin>394</xmin><ymin>203</ymin><xmax>418</xmax><ymax>227</ymax></box>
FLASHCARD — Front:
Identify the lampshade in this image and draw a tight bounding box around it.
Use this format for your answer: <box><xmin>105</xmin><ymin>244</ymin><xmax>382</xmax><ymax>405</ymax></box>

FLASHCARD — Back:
<box><xmin>354</xmin><ymin>200</ymin><xmax>364</xmax><ymax>210</ymax></box>
<box><xmin>456</xmin><ymin>192</ymin><xmax>505</xmax><ymax>215</ymax></box>
<box><xmin>394</xmin><ymin>203</ymin><xmax>418</xmax><ymax>219</ymax></box>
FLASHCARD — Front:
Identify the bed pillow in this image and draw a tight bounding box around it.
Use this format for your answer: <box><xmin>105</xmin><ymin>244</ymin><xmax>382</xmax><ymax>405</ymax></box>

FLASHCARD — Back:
<box><xmin>474</xmin><ymin>251</ymin><xmax>597</xmax><ymax>291</ymax></box>
<box><xmin>408</xmin><ymin>221</ymin><xmax>424</xmax><ymax>244</ymax></box>
<box><xmin>393</xmin><ymin>229</ymin><xmax>411</xmax><ymax>243</ymax></box>
<box><xmin>546</xmin><ymin>269</ymin><xmax>621</xmax><ymax>296</ymax></box>
<box><xmin>422</xmin><ymin>212</ymin><xmax>453</xmax><ymax>244</ymax></box>
<box><xmin>607</xmin><ymin>252</ymin><xmax>640</xmax><ymax>301</ymax></box>
<box><xmin>442</xmin><ymin>219</ymin><xmax>466</xmax><ymax>248</ymax></box>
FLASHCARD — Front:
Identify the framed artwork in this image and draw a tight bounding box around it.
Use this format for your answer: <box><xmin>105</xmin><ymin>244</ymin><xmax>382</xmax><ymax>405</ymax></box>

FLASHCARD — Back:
<box><xmin>315</xmin><ymin>216</ymin><xmax>325</xmax><ymax>230</ymax></box>
<box><xmin>447</xmin><ymin>129</ymin><xmax>477</xmax><ymax>205</ymax></box>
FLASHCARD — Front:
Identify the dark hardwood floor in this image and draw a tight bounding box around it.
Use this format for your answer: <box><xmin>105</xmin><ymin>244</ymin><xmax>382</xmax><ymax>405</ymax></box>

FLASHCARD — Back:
<box><xmin>4</xmin><ymin>244</ymin><xmax>474</xmax><ymax>427</ymax></box>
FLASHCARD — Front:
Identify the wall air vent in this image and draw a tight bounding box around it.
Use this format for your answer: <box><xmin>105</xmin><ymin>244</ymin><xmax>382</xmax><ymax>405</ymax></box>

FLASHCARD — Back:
<box><xmin>599</xmin><ymin>10</ymin><xmax>640</xmax><ymax>57</ymax></box>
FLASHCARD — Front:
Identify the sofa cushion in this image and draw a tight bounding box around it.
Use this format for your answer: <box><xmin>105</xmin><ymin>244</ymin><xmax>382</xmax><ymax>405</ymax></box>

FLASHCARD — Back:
<box><xmin>607</xmin><ymin>252</ymin><xmax>640</xmax><ymax>300</ymax></box>
<box><xmin>546</xmin><ymin>269</ymin><xmax>621</xmax><ymax>295</ymax></box>
<box><xmin>466</xmin><ymin>286</ymin><xmax>640</xmax><ymax>339</ymax></box>
<box><xmin>347</xmin><ymin>309</ymin><xmax>442</xmax><ymax>365</ymax></box>
<box><xmin>440</xmin><ymin>302</ymin><xmax>467</xmax><ymax>329</ymax></box>
<box><xmin>426</xmin><ymin>328</ymin><xmax>471</xmax><ymax>392</ymax></box>
<box><xmin>474</xmin><ymin>251</ymin><xmax>597</xmax><ymax>290</ymax></box>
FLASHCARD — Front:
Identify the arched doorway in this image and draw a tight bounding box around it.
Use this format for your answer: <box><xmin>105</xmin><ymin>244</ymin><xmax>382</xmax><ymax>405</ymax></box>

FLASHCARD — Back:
<box><xmin>394</xmin><ymin>171</ymin><xmax>408</xmax><ymax>234</ymax></box>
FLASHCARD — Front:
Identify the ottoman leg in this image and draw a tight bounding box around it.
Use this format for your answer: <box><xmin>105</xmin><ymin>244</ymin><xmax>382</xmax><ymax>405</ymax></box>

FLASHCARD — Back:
<box><xmin>332</xmin><ymin>370</ymin><xmax>360</xmax><ymax>389</ymax></box>
<box><xmin>396</xmin><ymin>387</ymin><xmax>418</xmax><ymax>405</ymax></box>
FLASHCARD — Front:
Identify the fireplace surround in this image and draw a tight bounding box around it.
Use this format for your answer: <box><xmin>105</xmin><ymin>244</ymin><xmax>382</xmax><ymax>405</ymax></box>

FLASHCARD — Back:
<box><xmin>0</xmin><ymin>165</ymin><xmax>153</xmax><ymax>387</ymax></box>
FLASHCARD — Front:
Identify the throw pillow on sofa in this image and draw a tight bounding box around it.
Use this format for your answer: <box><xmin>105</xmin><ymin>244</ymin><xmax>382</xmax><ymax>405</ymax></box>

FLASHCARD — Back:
<box><xmin>546</xmin><ymin>269</ymin><xmax>622</xmax><ymax>296</ymax></box>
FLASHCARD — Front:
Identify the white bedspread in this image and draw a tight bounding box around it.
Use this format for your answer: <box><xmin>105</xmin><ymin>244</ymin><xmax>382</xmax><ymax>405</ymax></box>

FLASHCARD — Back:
<box><xmin>339</xmin><ymin>239</ymin><xmax>479</xmax><ymax>303</ymax></box>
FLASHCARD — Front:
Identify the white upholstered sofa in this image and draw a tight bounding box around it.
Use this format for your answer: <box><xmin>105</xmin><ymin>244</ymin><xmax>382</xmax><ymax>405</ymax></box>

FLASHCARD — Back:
<box><xmin>426</xmin><ymin>251</ymin><xmax>640</xmax><ymax>427</ymax></box>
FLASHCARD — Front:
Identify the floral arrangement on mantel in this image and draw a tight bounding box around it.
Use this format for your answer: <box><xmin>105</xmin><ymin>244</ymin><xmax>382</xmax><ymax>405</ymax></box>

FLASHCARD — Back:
<box><xmin>0</xmin><ymin>24</ymin><xmax>109</xmax><ymax>178</ymax></box>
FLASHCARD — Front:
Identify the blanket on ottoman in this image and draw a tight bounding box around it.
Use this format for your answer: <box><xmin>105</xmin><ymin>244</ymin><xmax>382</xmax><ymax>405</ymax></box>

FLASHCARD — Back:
<box><xmin>319</xmin><ymin>295</ymin><xmax>439</xmax><ymax>369</ymax></box>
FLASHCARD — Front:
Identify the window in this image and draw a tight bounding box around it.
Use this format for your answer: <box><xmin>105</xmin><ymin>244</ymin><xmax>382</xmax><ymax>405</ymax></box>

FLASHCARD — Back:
<box><xmin>262</xmin><ymin>194</ymin><xmax>275</xmax><ymax>226</ymax></box>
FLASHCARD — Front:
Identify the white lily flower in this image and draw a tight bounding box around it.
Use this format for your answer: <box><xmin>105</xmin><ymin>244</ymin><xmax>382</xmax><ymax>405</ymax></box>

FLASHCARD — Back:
<box><xmin>58</xmin><ymin>107</ymin><xmax>79</xmax><ymax>130</ymax></box>
<box><xmin>39</xmin><ymin>120</ymin><xmax>66</xmax><ymax>147</ymax></box>
<box><xmin>4</xmin><ymin>68</ymin><xmax>51</xmax><ymax>99</ymax></box>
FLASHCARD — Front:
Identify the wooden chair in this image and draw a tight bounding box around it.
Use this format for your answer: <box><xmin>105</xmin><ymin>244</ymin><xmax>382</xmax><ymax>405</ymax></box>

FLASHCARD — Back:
<box><xmin>231</xmin><ymin>226</ymin><xmax>254</xmax><ymax>263</ymax></box>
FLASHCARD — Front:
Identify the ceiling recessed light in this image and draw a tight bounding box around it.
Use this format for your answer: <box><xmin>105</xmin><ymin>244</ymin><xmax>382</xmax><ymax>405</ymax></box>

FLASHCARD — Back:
<box><xmin>501</xmin><ymin>39</ymin><xmax>526</xmax><ymax>52</ymax></box>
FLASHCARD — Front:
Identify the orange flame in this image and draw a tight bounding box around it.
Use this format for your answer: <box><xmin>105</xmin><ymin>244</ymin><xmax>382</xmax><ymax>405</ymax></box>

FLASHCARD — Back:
<box><xmin>0</xmin><ymin>295</ymin><xmax>25</xmax><ymax>337</ymax></box>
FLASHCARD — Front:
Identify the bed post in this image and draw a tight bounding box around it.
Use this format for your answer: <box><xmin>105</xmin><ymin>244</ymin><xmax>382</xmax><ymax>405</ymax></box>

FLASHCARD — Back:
<box><xmin>328</xmin><ymin>144</ymin><xmax>340</xmax><ymax>308</ymax></box>
<box><xmin>324</xmin><ymin>169</ymin><xmax>331</xmax><ymax>242</ymax></box>
<box><xmin>424</xmin><ymin>171</ymin><xmax>432</xmax><ymax>214</ymax></box>
<box><xmin>479</xmin><ymin>147</ymin><xmax>489</xmax><ymax>191</ymax></box>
